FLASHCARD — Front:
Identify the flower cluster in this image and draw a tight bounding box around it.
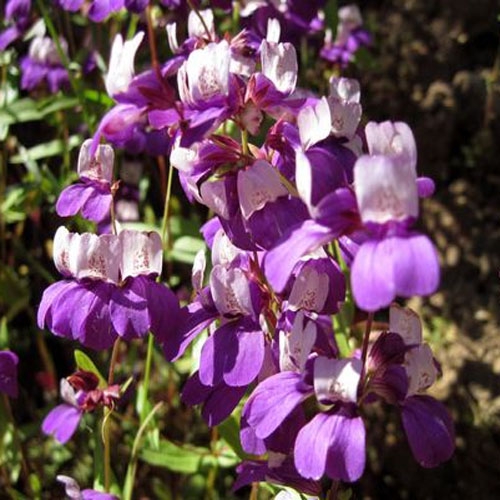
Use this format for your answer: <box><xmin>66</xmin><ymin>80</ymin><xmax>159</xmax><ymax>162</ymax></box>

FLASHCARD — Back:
<box><xmin>29</xmin><ymin>1</ymin><xmax>455</xmax><ymax>496</ymax></box>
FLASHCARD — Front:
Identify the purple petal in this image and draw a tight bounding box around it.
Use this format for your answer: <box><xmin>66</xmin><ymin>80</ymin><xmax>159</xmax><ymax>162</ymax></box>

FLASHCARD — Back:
<box><xmin>182</xmin><ymin>372</ymin><xmax>246</xmax><ymax>426</ymax></box>
<box><xmin>294</xmin><ymin>408</ymin><xmax>366</xmax><ymax>482</ymax></box>
<box><xmin>264</xmin><ymin>220</ymin><xmax>334</xmax><ymax>293</ymax></box>
<box><xmin>42</xmin><ymin>404</ymin><xmax>82</xmax><ymax>444</ymax></box>
<box><xmin>109</xmin><ymin>279</ymin><xmax>150</xmax><ymax>340</ymax></box>
<box><xmin>351</xmin><ymin>232</ymin><xmax>440</xmax><ymax>312</ymax></box>
<box><xmin>243</xmin><ymin>371</ymin><xmax>312</xmax><ymax>439</ymax></box>
<box><xmin>199</xmin><ymin>318</ymin><xmax>264</xmax><ymax>387</ymax></box>
<box><xmin>0</xmin><ymin>350</ymin><xmax>19</xmax><ymax>398</ymax></box>
<box><xmin>402</xmin><ymin>395</ymin><xmax>455</xmax><ymax>468</ymax></box>
<box><xmin>56</xmin><ymin>184</ymin><xmax>94</xmax><ymax>218</ymax></box>
<box><xmin>144</xmin><ymin>279</ymin><xmax>181</xmax><ymax>343</ymax></box>
<box><xmin>162</xmin><ymin>298</ymin><xmax>217</xmax><ymax>361</ymax></box>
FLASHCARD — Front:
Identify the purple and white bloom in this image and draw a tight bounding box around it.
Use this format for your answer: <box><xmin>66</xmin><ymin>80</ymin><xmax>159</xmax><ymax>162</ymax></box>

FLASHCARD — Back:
<box><xmin>105</xmin><ymin>32</ymin><xmax>144</xmax><ymax>98</ymax></box>
<box><xmin>57</xmin><ymin>0</ymin><xmax>124</xmax><ymax>22</ymax></box>
<box><xmin>56</xmin><ymin>140</ymin><xmax>114</xmax><ymax>223</ymax></box>
<box><xmin>0</xmin><ymin>0</ymin><xmax>31</xmax><ymax>50</ymax></box>
<box><xmin>20</xmin><ymin>34</ymin><xmax>69</xmax><ymax>93</ymax></box>
<box><xmin>43</xmin><ymin>372</ymin><xmax>121</xmax><ymax>444</ymax></box>
<box><xmin>0</xmin><ymin>350</ymin><xmax>19</xmax><ymax>398</ymax></box>
<box><xmin>57</xmin><ymin>475</ymin><xmax>118</xmax><ymax>500</ymax></box>
<box><xmin>321</xmin><ymin>4</ymin><xmax>371</xmax><ymax>68</ymax></box>
<box><xmin>351</xmin><ymin>121</ymin><xmax>440</xmax><ymax>311</ymax></box>
<box><xmin>38</xmin><ymin>227</ymin><xmax>180</xmax><ymax>349</ymax></box>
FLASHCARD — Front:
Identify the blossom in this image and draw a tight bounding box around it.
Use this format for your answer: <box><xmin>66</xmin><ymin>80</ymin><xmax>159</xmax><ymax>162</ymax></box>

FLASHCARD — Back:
<box><xmin>56</xmin><ymin>140</ymin><xmax>114</xmax><ymax>223</ymax></box>
<box><xmin>20</xmin><ymin>35</ymin><xmax>69</xmax><ymax>93</ymax></box>
<box><xmin>0</xmin><ymin>0</ymin><xmax>31</xmax><ymax>50</ymax></box>
<box><xmin>38</xmin><ymin>227</ymin><xmax>180</xmax><ymax>349</ymax></box>
<box><xmin>351</xmin><ymin>121</ymin><xmax>440</xmax><ymax>311</ymax></box>
<box><xmin>57</xmin><ymin>475</ymin><xmax>118</xmax><ymax>499</ymax></box>
<box><xmin>0</xmin><ymin>350</ymin><xmax>19</xmax><ymax>398</ymax></box>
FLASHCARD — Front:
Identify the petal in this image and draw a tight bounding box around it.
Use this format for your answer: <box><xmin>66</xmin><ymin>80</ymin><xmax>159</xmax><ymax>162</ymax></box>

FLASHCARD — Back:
<box><xmin>56</xmin><ymin>184</ymin><xmax>94</xmax><ymax>218</ymax></box>
<box><xmin>42</xmin><ymin>404</ymin><xmax>82</xmax><ymax>444</ymax></box>
<box><xmin>243</xmin><ymin>371</ymin><xmax>312</xmax><ymax>439</ymax></box>
<box><xmin>264</xmin><ymin>220</ymin><xmax>333</xmax><ymax>293</ymax></box>
<box><xmin>0</xmin><ymin>351</ymin><xmax>19</xmax><ymax>398</ymax></box>
<box><xmin>402</xmin><ymin>395</ymin><xmax>455</xmax><ymax>468</ymax></box>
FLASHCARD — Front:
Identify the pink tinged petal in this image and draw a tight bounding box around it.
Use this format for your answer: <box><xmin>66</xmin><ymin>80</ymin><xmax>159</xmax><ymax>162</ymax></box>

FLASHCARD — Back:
<box><xmin>389</xmin><ymin>304</ymin><xmax>422</xmax><ymax>345</ymax></box>
<box><xmin>237</xmin><ymin>160</ymin><xmax>288</xmax><ymax>219</ymax></box>
<box><xmin>328</xmin><ymin>99</ymin><xmax>362</xmax><ymax>139</ymax></box>
<box><xmin>42</xmin><ymin>404</ymin><xmax>82</xmax><ymax>444</ymax></box>
<box><xmin>119</xmin><ymin>230</ymin><xmax>162</xmax><ymax>279</ymax></box>
<box><xmin>200</xmin><ymin>179</ymin><xmax>231</xmax><ymax>218</ymax></box>
<box><xmin>243</xmin><ymin>371</ymin><xmax>312</xmax><ymax>439</ymax></box>
<box><xmin>166</xmin><ymin>22</ymin><xmax>179</xmax><ymax>53</ymax></box>
<box><xmin>314</xmin><ymin>357</ymin><xmax>362</xmax><ymax>404</ymax></box>
<box><xmin>53</xmin><ymin>226</ymin><xmax>75</xmax><ymax>276</ymax></box>
<box><xmin>295</xmin><ymin>149</ymin><xmax>314</xmax><ymax>211</ymax></box>
<box><xmin>279</xmin><ymin>311</ymin><xmax>317</xmax><ymax>372</ymax></box>
<box><xmin>266</xmin><ymin>18</ymin><xmax>281</xmax><ymax>43</ymax></box>
<box><xmin>402</xmin><ymin>395</ymin><xmax>455</xmax><ymax>468</ymax></box>
<box><xmin>354</xmin><ymin>154</ymin><xmax>418</xmax><ymax>224</ymax></box>
<box><xmin>78</xmin><ymin>139</ymin><xmax>114</xmax><ymax>183</ymax></box>
<box><xmin>264</xmin><ymin>220</ymin><xmax>334</xmax><ymax>293</ymax></box>
<box><xmin>56</xmin><ymin>475</ymin><xmax>82</xmax><ymax>499</ymax></box>
<box><xmin>105</xmin><ymin>32</ymin><xmax>144</xmax><ymax>97</ymax></box>
<box><xmin>294</xmin><ymin>410</ymin><xmax>366</xmax><ymax>482</ymax></box>
<box><xmin>211</xmin><ymin>229</ymin><xmax>241</xmax><ymax>267</ymax></box>
<box><xmin>0</xmin><ymin>350</ymin><xmax>19</xmax><ymax>398</ymax></box>
<box><xmin>199</xmin><ymin>320</ymin><xmax>264</xmax><ymax>387</ymax></box>
<box><xmin>260</xmin><ymin>40</ymin><xmax>298</xmax><ymax>95</ymax></box>
<box><xmin>297</xmin><ymin>97</ymin><xmax>331</xmax><ymax>150</ymax></box>
<box><xmin>338</xmin><ymin>4</ymin><xmax>363</xmax><ymax>30</ymax></box>
<box><xmin>69</xmin><ymin>233</ymin><xmax>121</xmax><ymax>283</ymax></box>
<box><xmin>329</xmin><ymin>77</ymin><xmax>361</xmax><ymax>103</ymax></box>
<box><xmin>210</xmin><ymin>265</ymin><xmax>253</xmax><ymax>316</ymax></box>
<box><xmin>404</xmin><ymin>344</ymin><xmax>438</xmax><ymax>396</ymax></box>
<box><xmin>191</xmin><ymin>248</ymin><xmax>207</xmax><ymax>292</ymax></box>
<box><xmin>288</xmin><ymin>264</ymin><xmax>329</xmax><ymax>313</ymax></box>
<box><xmin>187</xmin><ymin>9</ymin><xmax>215</xmax><ymax>39</ymax></box>
<box><xmin>365</xmin><ymin>121</ymin><xmax>417</xmax><ymax>167</ymax></box>
<box><xmin>184</xmin><ymin>40</ymin><xmax>230</xmax><ymax>102</ymax></box>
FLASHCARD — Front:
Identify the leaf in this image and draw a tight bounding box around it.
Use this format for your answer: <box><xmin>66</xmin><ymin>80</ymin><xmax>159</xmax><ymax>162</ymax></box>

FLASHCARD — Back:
<box><xmin>10</xmin><ymin>136</ymin><xmax>82</xmax><ymax>164</ymax></box>
<box><xmin>74</xmin><ymin>350</ymin><xmax>107</xmax><ymax>388</ymax></box>
<box><xmin>139</xmin><ymin>440</ymin><xmax>209</xmax><ymax>473</ymax></box>
<box><xmin>0</xmin><ymin>398</ymin><xmax>22</xmax><ymax>483</ymax></box>
<box><xmin>169</xmin><ymin>236</ymin><xmax>205</xmax><ymax>264</ymax></box>
<box><xmin>217</xmin><ymin>415</ymin><xmax>248</xmax><ymax>460</ymax></box>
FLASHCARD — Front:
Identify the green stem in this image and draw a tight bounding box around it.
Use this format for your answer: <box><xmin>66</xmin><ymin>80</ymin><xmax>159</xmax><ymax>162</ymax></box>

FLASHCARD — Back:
<box><xmin>160</xmin><ymin>159</ymin><xmax>175</xmax><ymax>253</ymax></box>
<box><xmin>36</xmin><ymin>0</ymin><xmax>92</xmax><ymax>130</ymax></box>
<box><xmin>138</xmin><ymin>333</ymin><xmax>155</xmax><ymax>423</ymax></box>
<box><xmin>122</xmin><ymin>402</ymin><xmax>164</xmax><ymax>500</ymax></box>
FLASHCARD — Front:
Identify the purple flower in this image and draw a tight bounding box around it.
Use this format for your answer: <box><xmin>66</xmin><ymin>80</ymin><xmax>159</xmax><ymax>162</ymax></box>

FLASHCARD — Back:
<box><xmin>0</xmin><ymin>0</ymin><xmax>31</xmax><ymax>50</ymax></box>
<box><xmin>57</xmin><ymin>474</ymin><xmax>118</xmax><ymax>499</ymax></box>
<box><xmin>321</xmin><ymin>5</ymin><xmax>371</xmax><ymax>68</ymax></box>
<box><xmin>56</xmin><ymin>140</ymin><xmax>114</xmax><ymax>223</ymax></box>
<box><xmin>20</xmin><ymin>35</ymin><xmax>69</xmax><ymax>93</ymax></box>
<box><xmin>0</xmin><ymin>350</ymin><xmax>19</xmax><ymax>398</ymax></box>
<box><xmin>43</xmin><ymin>372</ymin><xmax>121</xmax><ymax>444</ymax></box>
<box><xmin>351</xmin><ymin>121</ymin><xmax>440</xmax><ymax>311</ymax></box>
<box><xmin>38</xmin><ymin>227</ymin><xmax>180</xmax><ymax>349</ymax></box>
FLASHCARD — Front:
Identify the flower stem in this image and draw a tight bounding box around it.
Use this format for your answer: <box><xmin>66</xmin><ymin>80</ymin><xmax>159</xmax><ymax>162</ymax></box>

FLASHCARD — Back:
<box><xmin>187</xmin><ymin>0</ymin><xmax>213</xmax><ymax>41</ymax></box>
<box><xmin>139</xmin><ymin>332</ymin><xmax>155</xmax><ymax>423</ymax></box>
<box><xmin>123</xmin><ymin>402</ymin><xmax>164</xmax><ymax>500</ymax></box>
<box><xmin>36</xmin><ymin>0</ymin><xmax>92</xmax><ymax>130</ymax></box>
<box><xmin>360</xmin><ymin>311</ymin><xmax>374</xmax><ymax>378</ymax></box>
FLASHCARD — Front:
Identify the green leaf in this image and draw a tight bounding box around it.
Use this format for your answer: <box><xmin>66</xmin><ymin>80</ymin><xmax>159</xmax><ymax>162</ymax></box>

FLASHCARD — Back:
<box><xmin>169</xmin><ymin>236</ymin><xmax>205</xmax><ymax>264</ymax></box>
<box><xmin>74</xmin><ymin>350</ymin><xmax>107</xmax><ymax>388</ymax></box>
<box><xmin>10</xmin><ymin>136</ymin><xmax>82</xmax><ymax>164</ymax></box>
<box><xmin>0</xmin><ymin>398</ymin><xmax>22</xmax><ymax>483</ymax></box>
<box><xmin>217</xmin><ymin>415</ymin><xmax>248</xmax><ymax>460</ymax></box>
<box><xmin>139</xmin><ymin>440</ymin><xmax>209</xmax><ymax>473</ymax></box>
